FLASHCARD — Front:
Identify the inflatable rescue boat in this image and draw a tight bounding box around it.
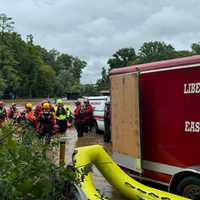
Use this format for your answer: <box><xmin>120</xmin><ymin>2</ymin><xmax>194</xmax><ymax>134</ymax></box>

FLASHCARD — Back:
<box><xmin>73</xmin><ymin>145</ymin><xmax>189</xmax><ymax>200</ymax></box>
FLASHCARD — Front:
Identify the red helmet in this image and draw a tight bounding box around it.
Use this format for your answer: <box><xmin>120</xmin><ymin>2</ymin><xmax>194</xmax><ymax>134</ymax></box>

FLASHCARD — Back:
<box><xmin>0</xmin><ymin>101</ymin><xmax>4</xmax><ymax>106</ymax></box>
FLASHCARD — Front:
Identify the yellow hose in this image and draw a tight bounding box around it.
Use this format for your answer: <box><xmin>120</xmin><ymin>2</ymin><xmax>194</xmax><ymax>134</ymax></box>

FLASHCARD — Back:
<box><xmin>73</xmin><ymin>145</ymin><xmax>189</xmax><ymax>200</ymax></box>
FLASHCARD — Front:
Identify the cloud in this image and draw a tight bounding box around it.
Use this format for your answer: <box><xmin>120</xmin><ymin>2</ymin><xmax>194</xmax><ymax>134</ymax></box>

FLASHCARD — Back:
<box><xmin>1</xmin><ymin>0</ymin><xmax>200</xmax><ymax>83</ymax></box>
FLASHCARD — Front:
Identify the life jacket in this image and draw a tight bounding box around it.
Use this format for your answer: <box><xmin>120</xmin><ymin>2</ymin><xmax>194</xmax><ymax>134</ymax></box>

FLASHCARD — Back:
<box><xmin>25</xmin><ymin>111</ymin><xmax>37</xmax><ymax>128</ymax></box>
<box><xmin>40</xmin><ymin>110</ymin><xmax>53</xmax><ymax>125</ymax></box>
<box><xmin>73</xmin><ymin>106</ymin><xmax>81</xmax><ymax>119</ymax></box>
<box><xmin>67</xmin><ymin>109</ymin><xmax>72</xmax><ymax>121</ymax></box>
<box><xmin>84</xmin><ymin>104</ymin><xmax>94</xmax><ymax>120</ymax></box>
<box><xmin>55</xmin><ymin>105</ymin><xmax>69</xmax><ymax>120</ymax></box>
<box><xmin>34</xmin><ymin>104</ymin><xmax>42</xmax><ymax>118</ymax></box>
<box><xmin>25</xmin><ymin>111</ymin><xmax>35</xmax><ymax>122</ymax></box>
<box><xmin>8</xmin><ymin>107</ymin><xmax>17</xmax><ymax>119</ymax></box>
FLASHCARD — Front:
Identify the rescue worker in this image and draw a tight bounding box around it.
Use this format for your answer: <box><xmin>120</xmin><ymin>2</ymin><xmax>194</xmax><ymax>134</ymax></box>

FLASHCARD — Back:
<box><xmin>73</xmin><ymin>101</ymin><xmax>84</xmax><ymax>137</ymax></box>
<box><xmin>104</xmin><ymin>102</ymin><xmax>111</xmax><ymax>143</ymax></box>
<box><xmin>66</xmin><ymin>108</ymin><xmax>73</xmax><ymax>129</ymax></box>
<box><xmin>83</xmin><ymin>99</ymin><xmax>94</xmax><ymax>133</ymax></box>
<box><xmin>8</xmin><ymin>103</ymin><xmax>20</xmax><ymax>122</ymax></box>
<box><xmin>38</xmin><ymin>102</ymin><xmax>56</xmax><ymax>143</ymax></box>
<box><xmin>54</xmin><ymin>99</ymin><xmax>70</xmax><ymax>134</ymax></box>
<box><xmin>34</xmin><ymin>100</ymin><xmax>47</xmax><ymax>119</ymax></box>
<box><xmin>23</xmin><ymin>103</ymin><xmax>38</xmax><ymax>129</ymax></box>
<box><xmin>0</xmin><ymin>101</ymin><xmax>7</xmax><ymax>126</ymax></box>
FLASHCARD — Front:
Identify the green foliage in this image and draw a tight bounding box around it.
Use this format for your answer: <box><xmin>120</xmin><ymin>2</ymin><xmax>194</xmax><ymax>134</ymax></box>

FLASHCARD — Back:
<box><xmin>0</xmin><ymin>13</ymin><xmax>14</xmax><ymax>34</ymax></box>
<box><xmin>33</xmin><ymin>64</ymin><xmax>56</xmax><ymax>97</ymax></box>
<box><xmin>107</xmin><ymin>48</ymin><xmax>136</xmax><ymax>69</ymax></box>
<box><xmin>175</xmin><ymin>50</ymin><xmax>194</xmax><ymax>58</ymax></box>
<box><xmin>107</xmin><ymin>41</ymin><xmax>198</xmax><ymax>73</ymax></box>
<box><xmin>137</xmin><ymin>41</ymin><xmax>176</xmax><ymax>64</ymax></box>
<box><xmin>0</xmin><ymin>72</ymin><xmax>5</xmax><ymax>96</ymax></box>
<box><xmin>191</xmin><ymin>42</ymin><xmax>200</xmax><ymax>54</ymax></box>
<box><xmin>96</xmin><ymin>67</ymin><xmax>110</xmax><ymax>91</ymax></box>
<box><xmin>0</xmin><ymin>121</ymin><xmax>77</xmax><ymax>199</ymax></box>
<box><xmin>80</xmin><ymin>84</ymin><xmax>98</xmax><ymax>96</ymax></box>
<box><xmin>55</xmin><ymin>54</ymin><xmax>86</xmax><ymax>95</ymax></box>
<box><xmin>0</xmin><ymin>13</ymin><xmax>86</xmax><ymax>98</ymax></box>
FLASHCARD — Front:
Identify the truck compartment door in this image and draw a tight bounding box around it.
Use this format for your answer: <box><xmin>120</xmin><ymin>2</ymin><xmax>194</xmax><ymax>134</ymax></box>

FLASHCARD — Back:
<box><xmin>111</xmin><ymin>72</ymin><xmax>142</xmax><ymax>173</ymax></box>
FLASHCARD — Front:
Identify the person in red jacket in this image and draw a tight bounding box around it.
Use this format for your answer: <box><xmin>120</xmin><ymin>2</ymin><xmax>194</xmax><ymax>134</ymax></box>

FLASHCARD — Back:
<box><xmin>83</xmin><ymin>99</ymin><xmax>94</xmax><ymax>133</ymax></box>
<box><xmin>7</xmin><ymin>103</ymin><xmax>21</xmax><ymax>122</ymax></box>
<box><xmin>73</xmin><ymin>101</ymin><xmax>84</xmax><ymax>137</ymax></box>
<box><xmin>34</xmin><ymin>100</ymin><xmax>48</xmax><ymax>119</ymax></box>
<box><xmin>38</xmin><ymin>102</ymin><xmax>56</xmax><ymax>143</ymax></box>
<box><xmin>22</xmin><ymin>103</ymin><xmax>38</xmax><ymax>129</ymax></box>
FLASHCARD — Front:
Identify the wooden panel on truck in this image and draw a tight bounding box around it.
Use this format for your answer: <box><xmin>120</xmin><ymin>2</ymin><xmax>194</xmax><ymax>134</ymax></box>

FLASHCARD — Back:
<box><xmin>111</xmin><ymin>73</ymin><xmax>141</xmax><ymax>172</ymax></box>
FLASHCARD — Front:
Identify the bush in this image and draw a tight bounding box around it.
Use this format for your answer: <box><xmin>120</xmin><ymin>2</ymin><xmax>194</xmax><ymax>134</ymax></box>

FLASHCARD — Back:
<box><xmin>0</xmin><ymin>121</ymin><xmax>77</xmax><ymax>200</ymax></box>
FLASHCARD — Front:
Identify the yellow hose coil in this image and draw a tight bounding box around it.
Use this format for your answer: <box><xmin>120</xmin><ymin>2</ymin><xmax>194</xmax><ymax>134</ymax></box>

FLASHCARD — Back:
<box><xmin>73</xmin><ymin>145</ymin><xmax>189</xmax><ymax>200</ymax></box>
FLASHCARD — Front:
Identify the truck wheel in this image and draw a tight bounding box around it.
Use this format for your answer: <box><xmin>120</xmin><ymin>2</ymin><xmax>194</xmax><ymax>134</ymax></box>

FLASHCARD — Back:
<box><xmin>175</xmin><ymin>176</ymin><xmax>200</xmax><ymax>200</ymax></box>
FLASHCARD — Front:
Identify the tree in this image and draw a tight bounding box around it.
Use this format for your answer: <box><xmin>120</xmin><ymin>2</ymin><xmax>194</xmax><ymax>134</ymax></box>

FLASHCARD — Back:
<box><xmin>56</xmin><ymin>53</ymin><xmax>72</xmax><ymax>71</ymax></box>
<box><xmin>191</xmin><ymin>42</ymin><xmax>200</xmax><ymax>54</ymax></box>
<box><xmin>55</xmin><ymin>69</ymin><xmax>74</xmax><ymax>96</ymax></box>
<box><xmin>71</xmin><ymin>57</ymin><xmax>87</xmax><ymax>82</ymax></box>
<box><xmin>26</xmin><ymin>34</ymin><xmax>33</xmax><ymax>44</ymax></box>
<box><xmin>33</xmin><ymin>64</ymin><xmax>56</xmax><ymax>97</ymax></box>
<box><xmin>137</xmin><ymin>41</ymin><xmax>176</xmax><ymax>64</ymax></box>
<box><xmin>0</xmin><ymin>14</ymin><xmax>15</xmax><ymax>71</ymax></box>
<box><xmin>175</xmin><ymin>50</ymin><xmax>194</xmax><ymax>58</ymax></box>
<box><xmin>0</xmin><ymin>13</ymin><xmax>15</xmax><ymax>41</ymax></box>
<box><xmin>55</xmin><ymin>54</ymin><xmax>86</xmax><ymax>95</ymax></box>
<box><xmin>80</xmin><ymin>84</ymin><xmax>98</xmax><ymax>96</ymax></box>
<box><xmin>0</xmin><ymin>13</ymin><xmax>87</xmax><ymax>98</ymax></box>
<box><xmin>37</xmin><ymin>47</ymin><xmax>59</xmax><ymax>72</ymax></box>
<box><xmin>107</xmin><ymin>48</ymin><xmax>136</xmax><ymax>69</ymax></box>
<box><xmin>96</xmin><ymin>67</ymin><xmax>109</xmax><ymax>91</ymax></box>
<box><xmin>0</xmin><ymin>72</ymin><xmax>5</xmax><ymax>97</ymax></box>
<box><xmin>2</xmin><ymin>65</ymin><xmax>21</xmax><ymax>97</ymax></box>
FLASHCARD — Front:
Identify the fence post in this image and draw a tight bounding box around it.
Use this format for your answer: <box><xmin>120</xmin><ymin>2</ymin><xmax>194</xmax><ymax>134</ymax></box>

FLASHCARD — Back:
<box><xmin>59</xmin><ymin>139</ymin><xmax>66</xmax><ymax>166</ymax></box>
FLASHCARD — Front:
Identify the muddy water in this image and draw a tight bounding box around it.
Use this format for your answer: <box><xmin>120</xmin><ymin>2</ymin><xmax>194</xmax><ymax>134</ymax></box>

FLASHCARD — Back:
<box><xmin>65</xmin><ymin>129</ymin><xmax>128</xmax><ymax>200</ymax></box>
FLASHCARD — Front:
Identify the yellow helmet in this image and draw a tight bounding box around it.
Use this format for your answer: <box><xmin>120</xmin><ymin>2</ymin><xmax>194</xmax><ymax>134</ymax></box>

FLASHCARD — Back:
<box><xmin>25</xmin><ymin>102</ymin><xmax>33</xmax><ymax>109</ymax></box>
<box><xmin>43</xmin><ymin>102</ymin><xmax>50</xmax><ymax>110</ymax></box>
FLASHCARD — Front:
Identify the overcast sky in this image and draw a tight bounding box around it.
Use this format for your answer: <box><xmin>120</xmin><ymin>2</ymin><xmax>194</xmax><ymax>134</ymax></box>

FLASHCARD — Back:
<box><xmin>1</xmin><ymin>0</ymin><xmax>200</xmax><ymax>83</ymax></box>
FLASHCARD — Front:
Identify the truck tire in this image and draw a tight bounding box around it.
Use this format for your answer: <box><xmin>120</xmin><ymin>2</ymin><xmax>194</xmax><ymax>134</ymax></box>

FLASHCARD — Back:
<box><xmin>175</xmin><ymin>176</ymin><xmax>200</xmax><ymax>200</ymax></box>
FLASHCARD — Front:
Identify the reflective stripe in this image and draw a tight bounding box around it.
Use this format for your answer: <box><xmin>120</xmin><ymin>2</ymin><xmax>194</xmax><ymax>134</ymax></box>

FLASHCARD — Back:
<box><xmin>112</xmin><ymin>152</ymin><xmax>184</xmax><ymax>176</ymax></box>
<box><xmin>55</xmin><ymin>105</ymin><xmax>69</xmax><ymax>120</ymax></box>
<box><xmin>143</xmin><ymin>160</ymin><xmax>183</xmax><ymax>176</ymax></box>
<box><xmin>141</xmin><ymin>63</ymin><xmax>200</xmax><ymax>74</ymax></box>
<box><xmin>112</xmin><ymin>152</ymin><xmax>142</xmax><ymax>173</ymax></box>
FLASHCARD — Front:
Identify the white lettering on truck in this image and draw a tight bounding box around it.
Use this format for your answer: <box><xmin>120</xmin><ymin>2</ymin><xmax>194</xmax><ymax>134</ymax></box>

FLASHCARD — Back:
<box><xmin>185</xmin><ymin>121</ymin><xmax>200</xmax><ymax>132</ymax></box>
<box><xmin>184</xmin><ymin>82</ymin><xmax>200</xmax><ymax>94</ymax></box>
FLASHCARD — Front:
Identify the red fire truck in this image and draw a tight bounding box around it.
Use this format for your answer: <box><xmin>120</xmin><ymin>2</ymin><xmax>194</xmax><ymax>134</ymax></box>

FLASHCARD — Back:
<box><xmin>110</xmin><ymin>55</ymin><xmax>200</xmax><ymax>199</ymax></box>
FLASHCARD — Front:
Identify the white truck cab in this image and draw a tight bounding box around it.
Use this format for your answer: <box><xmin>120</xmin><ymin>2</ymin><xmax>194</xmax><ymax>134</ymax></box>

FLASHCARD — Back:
<box><xmin>84</xmin><ymin>96</ymin><xmax>110</xmax><ymax>133</ymax></box>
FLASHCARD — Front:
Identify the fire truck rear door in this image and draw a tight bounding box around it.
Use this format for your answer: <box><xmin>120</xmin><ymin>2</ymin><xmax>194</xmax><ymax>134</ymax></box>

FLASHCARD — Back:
<box><xmin>111</xmin><ymin>72</ymin><xmax>142</xmax><ymax>173</ymax></box>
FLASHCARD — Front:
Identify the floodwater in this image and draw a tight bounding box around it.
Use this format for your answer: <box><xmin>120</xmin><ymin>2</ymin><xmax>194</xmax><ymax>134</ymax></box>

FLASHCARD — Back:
<box><xmin>3</xmin><ymin>99</ymin><xmax>127</xmax><ymax>200</ymax></box>
<box><xmin>65</xmin><ymin>128</ymin><xmax>128</xmax><ymax>200</ymax></box>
